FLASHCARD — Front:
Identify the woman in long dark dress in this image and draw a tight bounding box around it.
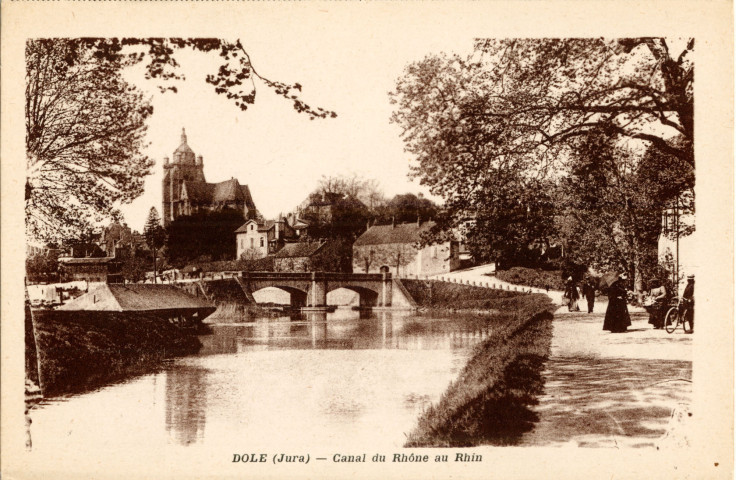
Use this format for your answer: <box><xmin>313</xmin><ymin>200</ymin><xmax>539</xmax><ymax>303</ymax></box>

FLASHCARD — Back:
<box><xmin>564</xmin><ymin>277</ymin><xmax>580</xmax><ymax>312</ymax></box>
<box><xmin>603</xmin><ymin>274</ymin><xmax>631</xmax><ymax>333</ymax></box>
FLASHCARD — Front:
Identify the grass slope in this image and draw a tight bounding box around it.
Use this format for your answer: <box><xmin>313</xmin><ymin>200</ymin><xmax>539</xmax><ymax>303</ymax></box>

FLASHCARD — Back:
<box><xmin>405</xmin><ymin>294</ymin><xmax>555</xmax><ymax>447</ymax></box>
<box><xmin>29</xmin><ymin>310</ymin><xmax>201</xmax><ymax>396</ymax></box>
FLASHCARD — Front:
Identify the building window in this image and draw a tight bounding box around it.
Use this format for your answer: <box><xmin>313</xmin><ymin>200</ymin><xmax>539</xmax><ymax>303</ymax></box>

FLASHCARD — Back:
<box><xmin>432</xmin><ymin>246</ymin><xmax>438</xmax><ymax>258</ymax></box>
<box><xmin>260</xmin><ymin>237</ymin><xmax>264</xmax><ymax>247</ymax></box>
<box><xmin>250</xmin><ymin>238</ymin><xmax>254</xmax><ymax>248</ymax></box>
<box><xmin>251</xmin><ymin>225</ymin><xmax>254</xmax><ymax>231</ymax></box>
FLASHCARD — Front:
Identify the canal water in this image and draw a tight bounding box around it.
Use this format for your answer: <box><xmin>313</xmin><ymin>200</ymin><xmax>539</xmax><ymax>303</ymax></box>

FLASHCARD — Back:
<box><xmin>26</xmin><ymin>309</ymin><xmax>507</xmax><ymax>470</ymax></box>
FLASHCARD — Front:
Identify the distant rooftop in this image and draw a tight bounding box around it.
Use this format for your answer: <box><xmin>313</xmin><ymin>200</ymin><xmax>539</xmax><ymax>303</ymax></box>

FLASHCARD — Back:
<box><xmin>353</xmin><ymin>221</ymin><xmax>436</xmax><ymax>247</ymax></box>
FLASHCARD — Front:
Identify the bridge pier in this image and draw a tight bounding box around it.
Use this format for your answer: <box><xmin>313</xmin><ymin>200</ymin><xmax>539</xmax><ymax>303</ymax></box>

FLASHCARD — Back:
<box><xmin>380</xmin><ymin>272</ymin><xmax>392</xmax><ymax>307</ymax></box>
<box><xmin>307</xmin><ymin>272</ymin><xmax>327</xmax><ymax>307</ymax></box>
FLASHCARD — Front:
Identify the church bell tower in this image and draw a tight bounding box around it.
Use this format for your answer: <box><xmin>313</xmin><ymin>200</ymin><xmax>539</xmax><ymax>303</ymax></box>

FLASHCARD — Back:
<box><xmin>162</xmin><ymin>128</ymin><xmax>206</xmax><ymax>226</ymax></box>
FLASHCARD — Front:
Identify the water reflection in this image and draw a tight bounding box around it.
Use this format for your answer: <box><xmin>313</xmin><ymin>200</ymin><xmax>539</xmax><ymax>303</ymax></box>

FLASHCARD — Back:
<box><xmin>164</xmin><ymin>366</ymin><xmax>208</xmax><ymax>446</ymax></box>
<box><xmin>30</xmin><ymin>309</ymin><xmax>506</xmax><ymax>456</ymax></box>
<box><xmin>199</xmin><ymin>310</ymin><xmax>497</xmax><ymax>354</ymax></box>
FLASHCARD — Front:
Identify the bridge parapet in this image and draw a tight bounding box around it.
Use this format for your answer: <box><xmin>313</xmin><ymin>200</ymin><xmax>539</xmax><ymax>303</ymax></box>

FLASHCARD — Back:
<box><xmin>241</xmin><ymin>271</ymin><xmax>390</xmax><ymax>282</ymax></box>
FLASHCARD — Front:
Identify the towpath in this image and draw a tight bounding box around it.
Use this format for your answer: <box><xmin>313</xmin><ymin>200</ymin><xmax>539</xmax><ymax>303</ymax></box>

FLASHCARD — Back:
<box><xmin>432</xmin><ymin>264</ymin><xmax>693</xmax><ymax>448</ymax></box>
<box><xmin>519</xmin><ymin>308</ymin><xmax>693</xmax><ymax>448</ymax></box>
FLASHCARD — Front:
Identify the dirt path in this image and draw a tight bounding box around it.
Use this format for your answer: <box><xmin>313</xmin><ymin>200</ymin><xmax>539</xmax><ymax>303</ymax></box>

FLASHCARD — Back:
<box><xmin>519</xmin><ymin>309</ymin><xmax>693</xmax><ymax>448</ymax></box>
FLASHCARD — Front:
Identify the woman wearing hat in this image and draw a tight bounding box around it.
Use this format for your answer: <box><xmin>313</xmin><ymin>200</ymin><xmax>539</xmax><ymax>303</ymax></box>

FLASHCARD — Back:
<box><xmin>564</xmin><ymin>276</ymin><xmax>580</xmax><ymax>312</ymax></box>
<box><xmin>603</xmin><ymin>272</ymin><xmax>632</xmax><ymax>333</ymax></box>
<box><xmin>682</xmin><ymin>275</ymin><xmax>695</xmax><ymax>332</ymax></box>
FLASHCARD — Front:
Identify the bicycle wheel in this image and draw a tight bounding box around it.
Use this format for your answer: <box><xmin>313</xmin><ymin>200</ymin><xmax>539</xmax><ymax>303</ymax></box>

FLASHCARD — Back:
<box><xmin>665</xmin><ymin>307</ymin><xmax>679</xmax><ymax>333</ymax></box>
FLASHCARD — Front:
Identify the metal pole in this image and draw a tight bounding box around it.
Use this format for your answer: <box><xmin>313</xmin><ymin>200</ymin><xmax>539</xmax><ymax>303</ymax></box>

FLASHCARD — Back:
<box><xmin>675</xmin><ymin>198</ymin><xmax>680</xmax><ymax>294</ymax></box>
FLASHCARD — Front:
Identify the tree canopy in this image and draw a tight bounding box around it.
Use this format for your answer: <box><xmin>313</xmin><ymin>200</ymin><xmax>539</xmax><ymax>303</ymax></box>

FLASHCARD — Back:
<box><xmin>26</xmin><ymin>38</ymin><xmax>335</xmax><ymax>242</ymax></box>
<box><xmin>391</xmin><ymin>38</ymin><xmax>694</xmax><ymax>274</ymax></box>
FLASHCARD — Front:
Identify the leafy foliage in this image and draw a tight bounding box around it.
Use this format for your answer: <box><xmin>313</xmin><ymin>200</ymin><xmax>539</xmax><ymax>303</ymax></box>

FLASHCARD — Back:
<box><xmin>166</xmin><ymin>209</ymin><xmax>245</xmax><ymax>265</ymax></box>
<box><xmin>120</xmin><ymin>254</ymin><xmax>149</xmax><ymax>283</ymax></box>
<box><xmin>27</xmin><ymin>37</ymin><xmax>335</xmax><ymax>243</ymax></box>
<box><xmin>390</xmin><ymin>38</ymin><xmax>694</xmax><ymax>275</ymax></box>
<box><xmin>555</xmin><ymin>125</ymin><xmax>693</xmax><ymax>288</ymax></box>
<box><xmin>311</xmin><ymin>237</ymin><xmax>353</xmax><ymax>273</ymax></box>
<box><xmin>26</xmin><ymin>250</ymin><xmax>60</xmax><ymax>283</ymax></box>
<box><xmin>143</xmin><ymin>207</ymin><xmax>166</xmax><ymax>252</ymax></box>
<box><xmin>26</xmin><ymin>39</ymin><xmax>154</xmax><ymax>240</ymax></box>
<box><xmin>143</xmin><ymin>207</ymin><xmax>166</xmax><ymax>281</ymax></box>
<box><xmin>375</xmin><ymin>193</ymin><xmax>439</xmax><ymax>224</ymax></box>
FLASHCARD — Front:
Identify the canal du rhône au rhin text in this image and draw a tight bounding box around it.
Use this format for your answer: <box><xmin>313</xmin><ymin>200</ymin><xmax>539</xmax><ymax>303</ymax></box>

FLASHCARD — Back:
<box><xmin>233</xmin><ymin>452</ymin><xmax>484</xmax><ymax>464</ymax></box>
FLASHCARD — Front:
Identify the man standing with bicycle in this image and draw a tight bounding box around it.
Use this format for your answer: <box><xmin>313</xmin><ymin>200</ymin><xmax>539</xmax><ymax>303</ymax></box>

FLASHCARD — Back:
<box><xmin>682</xmin><ymin>274</ymin><xmax>695</xmax><ymax>333</ymax></box>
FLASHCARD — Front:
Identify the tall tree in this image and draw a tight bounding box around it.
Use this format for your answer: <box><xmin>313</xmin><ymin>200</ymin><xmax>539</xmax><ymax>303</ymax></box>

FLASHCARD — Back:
<box><xmin>391</xmin><ymin>37</ymin><xmax>694</xmax><ymax>268</ymax></box>
<box><xmin>143</xmin><ymin>207</ymin><xmax>166</xmax><ymax>283</ymax></box>
<box><xmin>26</xmin><ymin>39</ymin><xmax>154</xmax><ymax>240</ymax></box>
<box><xmin>555</xmin><ymin>124</ymin><xmax>694</xmax><ymax>290</ymax></box>
<box><xmin>26</xmin><ymin>38</ymin><xmax>336</xmax><ymax>242</ymax></box>
<box><xmin>377</xmin><ymin>193</ymin><xmax>439</xmax><ymax>225</ymax></box>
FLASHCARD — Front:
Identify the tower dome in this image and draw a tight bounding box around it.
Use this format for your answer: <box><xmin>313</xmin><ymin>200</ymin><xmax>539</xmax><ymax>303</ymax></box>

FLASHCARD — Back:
<box><xmin>173</xmin><ymin>128</ymin><xmax>196</xmax><ymax>164</ymax></box>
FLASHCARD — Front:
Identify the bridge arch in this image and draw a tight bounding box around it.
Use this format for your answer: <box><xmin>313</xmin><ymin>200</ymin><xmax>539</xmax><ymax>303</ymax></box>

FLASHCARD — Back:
<box><xmin>251</xmin><ymin>285</ymin><xmax>308</xmax><ymax>308</ymax></box>
<box><xmin>326</xmin><ymin>285</ymin><xmax>380</xmax><ymax>308</ymax></box>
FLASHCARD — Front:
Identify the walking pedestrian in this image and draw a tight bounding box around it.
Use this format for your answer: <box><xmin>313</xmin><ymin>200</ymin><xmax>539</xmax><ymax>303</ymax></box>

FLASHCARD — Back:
<box><xmin>682</xmin><ymin>274</ymin><xmax>694</xmax><ymax>332</ymax></box>
<box><xmin>582</xmin><ymin>276</ymin><xmax>596</xmax><ymax>313</ymax></box>
<box><xmin>603</xmin><ymin>272</ymin><xmax>631</xmax><ymax>333</ymax></box>
<box><xmin>564</xmin><ymin>277</ymin><xmax>580</xmax><ymax>312</ymax></box>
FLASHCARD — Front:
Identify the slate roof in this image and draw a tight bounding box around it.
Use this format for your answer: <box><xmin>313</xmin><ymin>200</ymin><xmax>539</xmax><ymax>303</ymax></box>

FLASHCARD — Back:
<box><xmin>183</xmin><ymin>179</ymin><xmax>256</xmax><ymax>209</ymax></box>
<box><xmin>353</xmin><ymin>221</ymin><xmax>436</xmax><ymax>247</ymax></box>
<box><xmin>235</xmin><ymin>219</ymin><xmax>275</xmax><ymax>234</ymax></box>
<box><xmin>274</xmin><ymin>242</ymin><xmax>326</xmax><ymax>258</ymax></box>
<box><xmin>183</xmin><ymin>182</ymin><xmax>215</xmax><ymax>202</ymax></box>
<box><xmin>59</xmin><ymin>284</ymin><xmax>214</xmax><ymax>312</ymax></box>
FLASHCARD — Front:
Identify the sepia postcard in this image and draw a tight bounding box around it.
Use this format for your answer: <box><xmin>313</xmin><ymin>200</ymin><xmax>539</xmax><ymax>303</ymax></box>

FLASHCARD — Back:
<box><xmin>1</xmin><ymin>1</ymin><xmax>733</xmax><ymax>479</ymax></box>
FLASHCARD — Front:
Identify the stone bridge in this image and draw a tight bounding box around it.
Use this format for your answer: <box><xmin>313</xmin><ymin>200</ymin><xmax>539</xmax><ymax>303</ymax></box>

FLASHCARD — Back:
<box><xmin>181</xmin><ymin>272</ymin><xmax>417</xmax><ymax>309</ymax></box>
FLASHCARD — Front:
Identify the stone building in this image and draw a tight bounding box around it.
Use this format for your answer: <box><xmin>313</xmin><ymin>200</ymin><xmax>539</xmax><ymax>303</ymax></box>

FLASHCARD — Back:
<box><xmin>273</xmin><ymin>242</ymin><xmax>327</xmax><ymax>272</ymax></box>
<box><xmin>162</xmin><ymin>129</ymin><xmax>258</xmax><ymax>226</ymax></box>
<box><xmin>58</xmin><ymin>257</ymin><xmax>121</xmax><ymax>283</ymax></box>
<box><xmin>235</xmin><ymin>216</ymin><xmax>297</xmax><ymax>259</ymax></box>
<box><xmin>352</xmin><ymin>221</ymin><xmax>460</xmax><ymax>277</ymax></box>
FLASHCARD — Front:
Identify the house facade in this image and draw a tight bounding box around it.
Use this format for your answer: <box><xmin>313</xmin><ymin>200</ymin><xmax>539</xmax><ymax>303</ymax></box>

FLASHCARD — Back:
<box><xmin>162</xmin><ymin>129</ymin><xmax>258</xmax><ymax>226</ymax></box>
<box><xmin>235</xmin><ymin>216</ymin><xmax>296</xmax><ymax>259</ymax></box>
<box><xmin>352</xmin><ymin>221</ymin><xmax>460</xmax><ymax>277</ymax></box>
<box><xmin>58</xmin><ymin>257</ymin><xmax>121</xmax><ymax>283</ymax></box>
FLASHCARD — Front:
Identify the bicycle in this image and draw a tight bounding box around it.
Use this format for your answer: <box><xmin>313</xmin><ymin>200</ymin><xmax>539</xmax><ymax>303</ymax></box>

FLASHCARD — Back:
<box><xmin>664</xmin><ymin>297</ymin><xmax>693</xmax><ymax>334</ymax></box>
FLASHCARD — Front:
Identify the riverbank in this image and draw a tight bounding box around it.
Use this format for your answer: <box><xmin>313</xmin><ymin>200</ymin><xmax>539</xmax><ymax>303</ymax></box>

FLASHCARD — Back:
<box><xmin>405</xmin><ymin>293</ymin><xmax>555</xmax><ymax>447</ymax></box>
<box><xmin>27</xmin><ymin>309</ymin><xmax>202</xmax><ymax>396</ymax></box>
<box><xmin>401</xmin><ymin>278</ymin><xmax>521</xmax><ymax>309</ymax></box>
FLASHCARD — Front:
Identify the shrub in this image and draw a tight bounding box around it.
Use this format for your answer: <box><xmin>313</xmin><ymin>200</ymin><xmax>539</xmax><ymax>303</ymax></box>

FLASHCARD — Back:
<box><xmin>495</xmin><ymin>267</ymin><xmax>566</xmax><ymax>291</ymax></box>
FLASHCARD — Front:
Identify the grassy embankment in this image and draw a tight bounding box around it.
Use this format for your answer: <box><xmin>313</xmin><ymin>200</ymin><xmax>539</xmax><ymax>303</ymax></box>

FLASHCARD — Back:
<box><xmin>28</xmin><ymin>309</ymin><xmax>201</xmax><ymax>396</ymax></box>
<box><xmin>400</xmin><ymin>279</ymin><xmax>555</xmax><ymax>447</ymax></box>
<box><xmin>494</xmin><ymin>266</ymin><xmax>566</xmax><ymax>291</ymax></box>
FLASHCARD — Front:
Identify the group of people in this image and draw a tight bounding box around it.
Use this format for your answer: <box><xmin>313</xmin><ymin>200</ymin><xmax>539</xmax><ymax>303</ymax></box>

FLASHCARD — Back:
<box><xmin>561</xmin><ymin>272</ymin><xmax>695</xmax><ymax>335</ymax></box>
<box><xmin>562</xmin><ymin>276</ymin><xmax>597</xmax><ymax>313</ymax></box>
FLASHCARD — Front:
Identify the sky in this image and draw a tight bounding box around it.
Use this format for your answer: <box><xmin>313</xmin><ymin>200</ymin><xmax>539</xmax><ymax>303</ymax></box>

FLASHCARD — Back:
<box><xmin>118</xmin><ymin>20</ymin><xmax>477</xmax><ymax>232</ymax></box>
